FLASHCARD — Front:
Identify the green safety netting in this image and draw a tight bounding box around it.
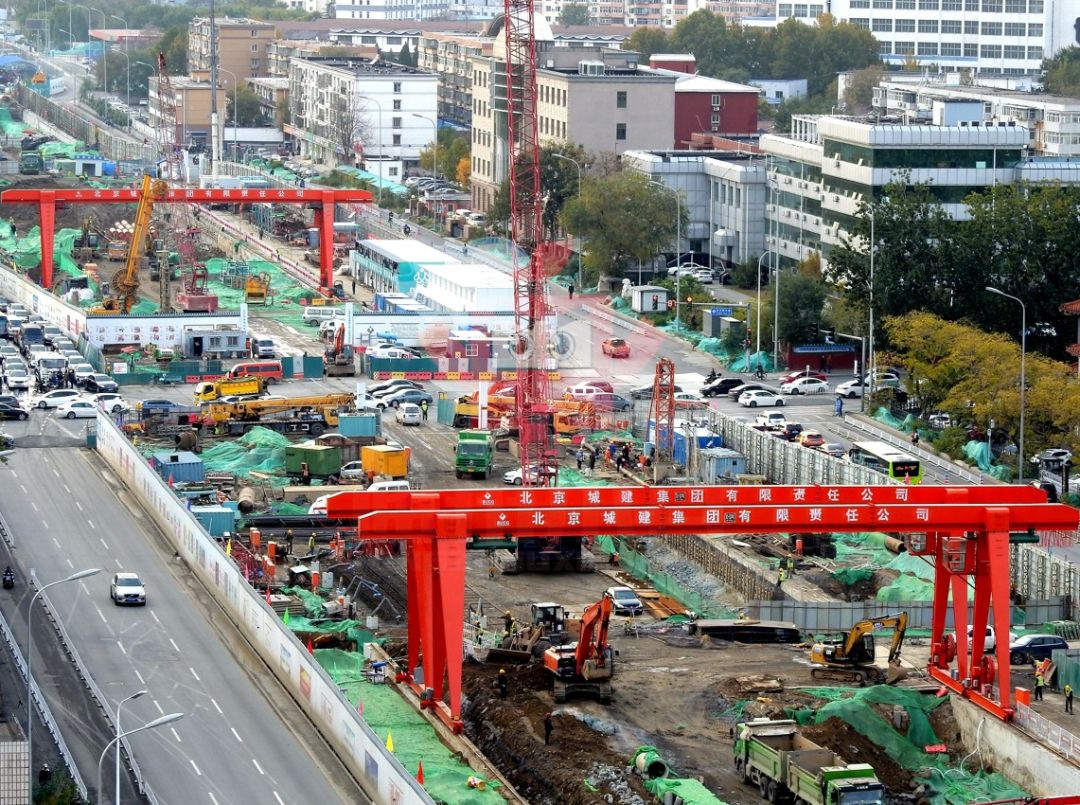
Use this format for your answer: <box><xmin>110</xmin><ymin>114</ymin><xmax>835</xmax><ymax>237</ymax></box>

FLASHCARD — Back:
<box><xmin>580</xmin><ymin>429</ymin><xmax>640</xmax><ymax>446</ymax></box>
<box><xmin>278</xmin><ymin>600</ymin><xmax>385</xmax><ymax>646</ymax></box>
<box><xmin>633</xmin><ymin>746</ymin><xmax>730</xmax><ymax>805</ymax></box>
<box><xmin>790</xmin><ymin>687</ymin><xmax>1027</xmax><ymax>805</ymax></box>
<box><xmin>660</xmin><ymin>320</ymin><xmax>704</xmax><ymax>345</ymax></box>
<box><xmin>728</xmin><ymin>350</ymin><xmax>777</xmax><ymax>373</ymax></box>
<box><xmin>0</xmin><ymin>108</ymin><xmax>32</xmax><ymax>138</ymax></box>
<box><xmin>1051</xmin><ymin>647</ymin><xmax>1080</xmax><ymax>692</ymax></box>
<box><xmin>202</xmin><ymin>256</ymin><xmax>323</xmax><ymax>326</ymax></box>
<box><xmin>317</xmin><ymin>648</ymin><xmax>503</xmax><ymax>804</ymax></box>
<box><xmin>594</xmin><ymin>537</ymin><xmax>736</xmax><ymax>619</ymax></box>
<box><xmin>199</xmin><ymin>427</ymin><xmax>291</xmax><ymax>477</ymax></box>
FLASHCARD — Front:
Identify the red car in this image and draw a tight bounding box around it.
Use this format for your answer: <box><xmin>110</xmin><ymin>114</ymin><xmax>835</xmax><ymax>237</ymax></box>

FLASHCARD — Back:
<box><xmin>779</xmin><ymin>369</ymin><xmax>827</xmax><ymax>385</ymax></box>
<box><xmin>602</xmin><ymin>338</ymin><xmax>631</xmax><ymax>358</ymax></box>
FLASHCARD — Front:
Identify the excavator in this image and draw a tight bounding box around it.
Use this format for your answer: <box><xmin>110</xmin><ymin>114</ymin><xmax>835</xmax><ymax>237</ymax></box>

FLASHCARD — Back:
<box><xmin>90</xmin><ymin>174</ymin><xmax>168</xmax><ymax>314</ymax></box>
<box><xmin>323</xmin><ymin>323</ymin><xmax>356</xmax><ymax>377</ymax></box>
<box><xmin>543</xmin><ymin>595</ymin><xmax>614</xmax><ymax>704</ymax></box>
<box><xmin>809</xmin><ymin>612</ymin><xmax>908</xmax><ymax>686</ymax></box>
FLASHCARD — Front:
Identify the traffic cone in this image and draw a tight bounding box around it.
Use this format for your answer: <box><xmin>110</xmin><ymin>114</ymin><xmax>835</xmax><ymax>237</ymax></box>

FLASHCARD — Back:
<box><xmin>357</xmin><ymin>697</ymin><xmax>364</xmax><ymax>716</ymax></box>
<box><xmin>385</xmin><ymin>730</ymin><xmax>394</xmax><ymax>752</ymax></box>
<box><xmin>265</xmin><ymin>586</ymin><xmax>271</xmax><ymax>605</ymax></box>
<box><xmin>167</xmin><ymin>472</ymin><xmax>175</xmax><ymax>488</ymax></box>
<box><xmin>416</xmin><ymin>760</ymin><xmax>424</xmax><ymax>785</ymax></box>
<box><xmin>306</xmin><ymin>636</ymin><xmax>314</xmax><ymax>653</ymax></box>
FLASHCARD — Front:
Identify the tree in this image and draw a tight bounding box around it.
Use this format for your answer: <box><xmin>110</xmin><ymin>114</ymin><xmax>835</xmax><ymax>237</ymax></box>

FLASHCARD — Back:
<box><xmin>327</xmin><ymin>93</ymin><xmax>370</xmax><ymax>165</ymax></box>
<box><xmin>842</xmin><ymin>65</ymin><xmax>885</xmax><ymax>113</ymax></box>
<box><xmin>227</xmin><ymin>85</ymin><xmax>268</xmax><ymax>127</ymax></box>
<box><xmin>456</xmin><ymin>156</ymin><xmax>470</xmax><ymax>186</ymax></box>
<box><xmin>562</xmin><ymin>172</ymin><xmax>685</xmax><ymax>283</ymax></box>
<box><xmin>558</xmin><ymin>2</ymin><xmax>590</xmax><ymax>25</ymax></box>
<box><xmin>669</xmin><ymin>11</ymin><xmax>729</xmax><ymax>76</ymax></box>
<box><xmin>624</xmin><ymin>27</ymin><xmax>668</xmax><ymax>60</ymax></box>
<box><xmin>418</xmin><ymin>129</ymin><xmax>469</xmax><ymax>183</ymax></box>
<box><xmin>1042</xmin><ymin>47</ymin><xmax>1080</xmax><ymax>97</ymax></box>
<box><xmin>158</xmin><ymin>27</ymin><xmax>189</xmax><ymax>76</ymax></box>
<box><xmin>541</xmin><ymin>144</ymin><xmax>586</xmax><ymax>240</ymax></box>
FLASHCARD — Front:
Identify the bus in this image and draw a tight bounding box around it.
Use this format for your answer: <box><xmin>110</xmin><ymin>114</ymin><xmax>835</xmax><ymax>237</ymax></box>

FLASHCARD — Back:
<box><xmin>847</xmin><ymin>441</ymin><xmax>923</xmax><ymax>484</ymax></box>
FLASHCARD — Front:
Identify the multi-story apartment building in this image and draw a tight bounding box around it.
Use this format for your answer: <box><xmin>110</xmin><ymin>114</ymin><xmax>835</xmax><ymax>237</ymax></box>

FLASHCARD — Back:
<box><xmin>538</xmin><ymin>0</ymin><xmax>688</xmax><ymax>26</ymax></box>
<box><xmin>873</xmin><ymin>77</ymin><xmax>1080</xmax><ymax>157</ymax></box>
<box><xmin>686</xmin><ymin>0</ymin><xmax>773</xmax><ymax>18</ymax></box>
<box><xmin>470</xmin><ymin>40</ymin><xmax>676</xmax><ymax>212</ymax></box>
<box><xmin>148</xmin><ymin>76</ymin><xmax>227</xmax><ymax>150</ymax></box>
<box><xmin>188</xmin><ymin>18</ymin><xmax>276</xmax><ymax>87</ymax></box>
<box><xmin>247</xmin><ymin>77</ymin><xmax>290</xmax><ymax>126</ymax></box>
<box><xmin>333</xmin><ymin>0</ymin><xmax>452</xmax><ymax>20</ymax></box>
<box><xmin>267</xmin><ymin>40</ymin><xmax>376</xmax><ymax>78</ymax></box>
<box><xmin>760</xmin><ymin>114</ymin><xmax>1028</xmax><ymax>267</ymax></box>
<box><xmin>286</xmin><ymin>57</ymin><xmax>438</xmax><ymax>167</ymax></box>
<box><xmin>775</xmin><ymin>0</ymin><xmax>1080</xmax><ymax>78</ymax></box>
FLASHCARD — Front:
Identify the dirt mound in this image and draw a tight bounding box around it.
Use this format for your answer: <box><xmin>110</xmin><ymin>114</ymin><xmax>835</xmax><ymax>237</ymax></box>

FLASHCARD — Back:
<box><xmin>3</xmin><ymin>177</ymin><xmax>138</xmax><ymax>233</ymax></box>
<box><xmin>462</xmin><ymin>663</ymin><xmax>648</xmax><ymax>805</ymax></box>
<box><xmin>801</xmin><ymin>717</ymin><xmax>911</xmax><ymax>792</ymax></box>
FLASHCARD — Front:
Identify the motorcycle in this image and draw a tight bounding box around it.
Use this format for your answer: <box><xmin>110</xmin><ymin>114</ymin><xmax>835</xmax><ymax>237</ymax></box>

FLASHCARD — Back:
<box><xmin>3</xmin><ymin>569</ymin><xmax>15</xmax><ymax>590</ymax></box>
<box><xmin>152</xmin><ymin>375</ymin><xmax>180</xmax><ymax>387</ymax></box>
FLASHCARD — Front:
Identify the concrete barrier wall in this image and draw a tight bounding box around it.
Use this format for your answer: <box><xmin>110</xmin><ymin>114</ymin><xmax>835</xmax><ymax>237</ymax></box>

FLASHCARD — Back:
<box><xmin>93</xmin><ymin>412</ymin><xmax>432</xmax><ymax>805</ymax></box>
<box><xmin>952</xmin><ymin>695</ymin><xmax>1080</xmax><ymax>796</ymax></box>
<box><xmin>0</xmin><ymin>264</ymin><xmax>87</xmax><ymax>338</ymax></box>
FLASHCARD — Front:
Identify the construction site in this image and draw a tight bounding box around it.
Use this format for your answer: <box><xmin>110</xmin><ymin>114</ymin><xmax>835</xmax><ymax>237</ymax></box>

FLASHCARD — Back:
<box><xmin>3</xmin><ymin>19</ymin><xmax>1080</xmax><ymax>805</ymax></box>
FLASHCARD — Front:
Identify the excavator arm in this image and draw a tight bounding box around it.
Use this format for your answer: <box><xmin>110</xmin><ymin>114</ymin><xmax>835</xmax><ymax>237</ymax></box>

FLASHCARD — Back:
<box><xmin>103</xmin><ymin>174</ymin><xmax>168</xmax><ymax>313</ymax></box>
<box><xmin>575</xmin><ymin>595</ymin><xmax>613</xmax><ymax>673</ymax></box>
<box><xmin>842</xmin><ymin>613</ymin><xmax>907</xmax><ymax>661</ymax></box>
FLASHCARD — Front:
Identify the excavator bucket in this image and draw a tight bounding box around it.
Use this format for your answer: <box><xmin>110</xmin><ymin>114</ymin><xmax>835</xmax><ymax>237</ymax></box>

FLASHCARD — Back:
<box><xmin>885</xmin><ymin>662</ymin><xmax>908</xmax><ymax>685</ymax></box>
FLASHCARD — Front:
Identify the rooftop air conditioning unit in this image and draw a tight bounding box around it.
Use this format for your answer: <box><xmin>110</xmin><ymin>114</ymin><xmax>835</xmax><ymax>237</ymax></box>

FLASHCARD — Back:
<box><xmin>832</xmin><ymin>194</ymin><xmax>839</xmax><ymax>202</ymax></box>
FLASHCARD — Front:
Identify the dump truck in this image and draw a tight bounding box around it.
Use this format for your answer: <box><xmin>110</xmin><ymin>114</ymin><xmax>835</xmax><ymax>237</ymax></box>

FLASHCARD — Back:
<box><xmin>455</xmin><ymin>429</ymin><xmax>493</xmax><ymax>479</ymax></box>
<box><xmin>193</xmin><ymin>375</ymin><xmax>267</xmax><ymax>403</ymax></box>
<box><xmin>732</xmin><ymin>719</ymin><xmax>884</xmax><ymax>805</ymax></box>
<box><xmin>18</xmin><ymin>151</ymin><xmax>43</xmax><ymax>175</ymax></box>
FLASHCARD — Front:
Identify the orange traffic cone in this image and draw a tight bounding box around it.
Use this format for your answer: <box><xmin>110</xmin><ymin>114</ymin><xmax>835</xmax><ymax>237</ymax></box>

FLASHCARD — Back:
<box><xmin>306</xmin><ymin>636</ymin><xmax>314</xmax><ymax>653</ymax></box>
<box><xmin>416</xmin><ymin>760</ymin><xmax>424</xmax><ymax>785</ymax></box>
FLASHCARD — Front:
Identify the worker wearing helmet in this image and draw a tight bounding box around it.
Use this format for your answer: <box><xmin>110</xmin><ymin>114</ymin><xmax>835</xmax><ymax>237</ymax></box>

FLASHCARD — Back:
<box><xmin>497</xmin><ymin>668</ymin><xmax>508</xmax><ymax>700</ymax></box>
<box><xmin>504</xmin><ymin>610</ymin><xmax>513</xmax><ymax>634</ymax></box>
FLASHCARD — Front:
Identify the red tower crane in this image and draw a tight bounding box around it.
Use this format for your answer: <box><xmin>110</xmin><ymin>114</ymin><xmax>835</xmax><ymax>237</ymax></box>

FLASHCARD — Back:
<box><xmin>502</xmin><ymin>0</ymin><xmax>569</xmax><ymax>485</ymax></box>
<box><xmin>155</xmin><ymin>52</ymin><xmax>182</xmax><ymax>181</ymax></box>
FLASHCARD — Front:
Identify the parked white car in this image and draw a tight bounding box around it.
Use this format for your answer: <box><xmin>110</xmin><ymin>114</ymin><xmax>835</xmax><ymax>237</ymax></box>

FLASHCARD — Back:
<box><xmin>780</xmin><ymin>377</ymin><xmax>831</xmax><ymax>395</ymax></box>
<box><xmin>395</xmin><ymin>402</ymin><xmax>423</xmax><ymax>425</ymax></box>
<box><xmin>57</xmin><ymin>399</ymin><xmax>98</xmax><ymax>419</ymax></box>
<box><xmin>35</xmin><ymin>389</ymin><xmax>81</xmax><ymax>409</ymax></box>
<box><xmin>739</xmin><ymin>390</ymin><xmax>785</xmax><ymax>408</ymax></box>
<box><xmin>90</xmin><ymin>393</ymin><xmax>130</xmax><ymax>414</ymax></box>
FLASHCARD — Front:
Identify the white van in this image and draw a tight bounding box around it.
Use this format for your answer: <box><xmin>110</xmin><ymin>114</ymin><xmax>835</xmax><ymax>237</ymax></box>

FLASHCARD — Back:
<box><xmin>307</xmin><ymin>481</ymin><xmax>410</xmax><ymax>514</ymax></box>
<box><xmin>565</xmin><ymin>383</ymin><xmax>608</xmax><ymax>402</ymax></box>
<box><xmin>302</xmin><ymin>307</ymin><xmax>346</xmax><ymax>326</ymax></box>
<box><xmin>369</xmin><ymin>346</ymin><xmax>416</xmax><ymax>360</ymax></box>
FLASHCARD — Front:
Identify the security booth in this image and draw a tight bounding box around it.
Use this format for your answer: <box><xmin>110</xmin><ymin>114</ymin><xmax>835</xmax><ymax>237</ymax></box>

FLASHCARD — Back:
<box><xmin>630</xmin><ymin>285</ymin><xmax>669</xmax><ymax>314</ymax></box>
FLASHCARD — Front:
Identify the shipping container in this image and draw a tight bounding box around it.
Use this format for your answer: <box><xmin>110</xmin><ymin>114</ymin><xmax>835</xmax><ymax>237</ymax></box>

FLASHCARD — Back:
<box><xmin>191</xmin><ymin>505</ymin><xmax>238</xmax><ymax>537</ymax></box>
<box><xmin>361</xmin><ymin>445</ymin><xmax>409</xmax><ymax>479</ymax></box>
<box><xmin>338</xmin><ymin>413</ymin><xmax>381</xmax><ymax>438</ymax></box>
<box><xmin>697</xmin><ymin>447</ymin><xmax>748</xmax><ymax>484</ymax></box>
<box><xmin>284</xmin><ymin>443</ymin><xmax>343</xmax><ymax>477</ymax></box>
<box><xmin>150</xmin><ymin>451</ymin><xmax>205</xmax><ymax>484</ymax></box>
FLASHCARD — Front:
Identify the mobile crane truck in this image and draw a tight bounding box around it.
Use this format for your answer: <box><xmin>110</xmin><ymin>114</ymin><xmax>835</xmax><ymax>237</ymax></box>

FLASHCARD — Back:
<box><xmin>732</xmin><ymin>719</ymin><xmax>884</xmax><ymax>805</ymax></box>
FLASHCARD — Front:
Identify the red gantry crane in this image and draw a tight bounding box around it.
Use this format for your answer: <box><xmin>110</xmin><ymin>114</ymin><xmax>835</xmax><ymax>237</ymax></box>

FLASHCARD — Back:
<box><xmin>502</xmin><ymin>0</ymin><xmax>569</xmax><ymax>485</ymax></box>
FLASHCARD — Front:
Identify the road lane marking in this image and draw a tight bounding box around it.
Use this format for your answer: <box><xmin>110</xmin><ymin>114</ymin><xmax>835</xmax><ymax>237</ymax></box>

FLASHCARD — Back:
<box><xmin>209</xmin><ymin>794</ymin><xmax>219</xmax><ymax>805</ymax></box>
<box><xmin>19</xmin><ymin>484</ymin><xmax>26</xmax><ymax>494</ymax></box>
<box><xmin>9</xmin><ymin>471</ymin><xmax>15</xmax><ymax>479</ymax></box>
<box><xmin>87</xmin><ymin>519</ymin><xmax>95</xmax><ymax>529</ymax></box>
<box><xmin>230</xmin><ymin>727</ymin><xmax>242</xmax><ymax>743</ymax></box>
<box><xmin>115</xmin><ymin>559</ymin><xmax>122</xmax><ymax>568</ymax></box>
<box><xmin>96</xmin><ymin>607</ymin><xmax>106</xmax><ymax>624</ymax></box>
<box><xmin>150</xmin><ymin>611</ymin><xmax>160</xmax><ymax>623</ymax></box>
<box><xmin>51</xmin><ymin>538</ymin><xmax>60</xmax><ymax>549</ymax></box>
<box><xmin>153</xmin><ymin>700</ymin><xmax>163</xmax><ymax>715</ymax></box>
<box><xmin>117</xmin><ymin>641</ymin><xmax>126</xmax><ymax>655</ymax></box>
<box><xmin>211</xmin><ymin>699</ymin><xmax>222</xmax><ymax>714</ymax></box>
<box><xmin>63</xmin><ymin>484</ymin><xmax>70</xmax><ymax>493</ymax></box>
<box><xmin>75</xmin><ymin>501</ymin><xmax>82</xmax><ymax>511</ymax></box>
<box><xmin>190</xmin><ymin>760</ymin><xmax>202</xmax><ymax>776</ymax></box>
<box><xmin>252</xmin><ymin>758</ymin><xmax>264</xmax><ymax>775</ymax></box>
<box><xmin>190</xmin><ymin>666</ymin><xmax>201</xmax><ymax>682</ymax></box>
<box><xmin>169</xmin><ymin>638</ymin><xmax>180</xmax><ymax>652</ymax></box>
<box><xmin>273</xmin><ymin>792</ymin><xmax>284</xmax><ymax>805</ymax></box>
<box><xmin>99</xmin><ymin>538</ymin><xmax>108</xmax><ymax>549</ymax></box>
<box><xmin>30</xmin><ymin>502</ymin><xmax>37</xmax><ymax>512</ymax></box>
<box><xmin>170</xmin><ymin>727</ymin><xmax>182</xmax><ymax>743</ymax></box>
<box><xmin>134</xmin><ymin>669</ymin><xmax>144</xmax><ymax>684</ymax></box>
<box><xmin>65</xmin><ymin>559</ymin><xmax>73</xmax><ymax>569</ymax></box>
<box><xmin>52</xmin><ymin>469</ymin><xmax>59</xmax><ymax>478</ymax></box>
<box><xmin>41</xmin><ymin>520</ymin><xmax>48</xmax><ymax>529</ymax></box>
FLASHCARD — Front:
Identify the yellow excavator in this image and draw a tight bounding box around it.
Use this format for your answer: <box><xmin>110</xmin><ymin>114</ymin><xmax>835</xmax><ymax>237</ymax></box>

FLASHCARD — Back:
<box><xmin>809</xmin><ymin>612</ymin><xmax>908</xmax><ymax>686</ymax></box>
<box><xmin>90</xmin><ymin>174</ymin><xmax>169</xmax><ymax>314</ymax></box>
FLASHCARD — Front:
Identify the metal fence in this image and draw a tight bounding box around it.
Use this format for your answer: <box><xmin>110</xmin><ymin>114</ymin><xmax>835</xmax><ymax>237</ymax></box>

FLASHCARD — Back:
<box><xmin>1014</xmin><ymin>699</ymin><xmax>1080</xmax><ymax>764</ymax></box>
<box><xmin>753</xmin><ymin>597</ymin><xmax>1067</xmax><ymax>632</ymax></box>
<box><xmin>1012</xmin><ymin>544</ymin><xmax>1080</xmax><ymax>605</ymax></box>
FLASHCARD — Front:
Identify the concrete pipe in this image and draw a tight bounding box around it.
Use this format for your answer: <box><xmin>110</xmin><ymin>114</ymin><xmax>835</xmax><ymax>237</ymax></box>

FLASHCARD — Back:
<box><xmin>237</xmin><ymin>486</ymin><xmax>257</xmax><ymax>514</ymax></box>
<box><xmin>883</xmin><ymin>536</ymin><xmax>907</xmax><ymax>554</ymax></box>
<box><xmin>634</xmin><ymin>748</ymin><xmax>669</xmax><ymax>780</ymax></box>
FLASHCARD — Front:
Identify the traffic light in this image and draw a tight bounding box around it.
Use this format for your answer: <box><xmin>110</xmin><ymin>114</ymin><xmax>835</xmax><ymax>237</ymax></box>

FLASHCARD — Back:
<box><xmin>823</xmin><ymin>327</ymin><xmax>836</xmax><ymax>344</ymax></box>
<box><xmin>651</xmin><ymin>294</ymin><xmax>659</xmax><ymax>311</ymax></box>
<box><xmin>686</xmin><ymin>295</ymin><xmax>693</xmax><ymax>305</ymax></box>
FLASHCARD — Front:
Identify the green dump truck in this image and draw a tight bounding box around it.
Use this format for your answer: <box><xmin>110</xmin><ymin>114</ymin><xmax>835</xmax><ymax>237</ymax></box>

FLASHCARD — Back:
<box><xmin>732</xmin><ymin>719</ymin><xmax>884</xmax><ymax>805</ymax></box>
<box><xmin>455</xmin><ymin>429</ymin><xmax>493</xmax><ymax>479</ymax></box>
<box><xmin>18</xmin><ymin>151</ymin><xmax>43</xmax><ymax>175</ymax></box>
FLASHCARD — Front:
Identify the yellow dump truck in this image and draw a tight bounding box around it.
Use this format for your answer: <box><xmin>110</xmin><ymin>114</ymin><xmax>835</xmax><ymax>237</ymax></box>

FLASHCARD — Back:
<box><xmin>193</xmin><ymin>375</ymin><xmax>267</xmax><ymax>403</ymax></box>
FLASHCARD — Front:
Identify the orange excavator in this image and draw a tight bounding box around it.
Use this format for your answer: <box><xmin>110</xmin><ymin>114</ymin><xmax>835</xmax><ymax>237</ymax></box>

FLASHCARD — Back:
<box><xmin>324</xmin><ymin>323</ymin><xmax>356</xmax><ymax>377</ymax></box>
<box><xmin>543</xmin><ymin>595</ymin><xmax>614</xmax><ymax>704</ymax></box>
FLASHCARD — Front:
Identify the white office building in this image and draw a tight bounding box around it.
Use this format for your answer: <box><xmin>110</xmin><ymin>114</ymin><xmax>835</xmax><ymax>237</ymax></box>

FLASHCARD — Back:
<box><xmin>775</xmin><ymin>0</ymin><xmax>1080</xmax><ymax>77</ymax></box>
<box><xmin>286</xmin><ymin>57</ymin><xmax>438</xmax><ymax>167</ymax></box>
<box><xmin>413</xmin><ymin>262</ymin><xmax>514</xmax><ymax>311</ymax></box>
<box><xmin>334</xmin><ymin>0</ymin><xmax>452</xmax><ymax>20</ymax></box>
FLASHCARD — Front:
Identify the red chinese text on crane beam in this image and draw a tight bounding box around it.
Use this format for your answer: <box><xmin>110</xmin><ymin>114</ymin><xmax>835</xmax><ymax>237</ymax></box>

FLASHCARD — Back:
<box><xmin>325</xmin><ymin>483</ymin><xmax>1050</xmax><ymax>518</ymax></box>
<box><xmin>356</xmin><ymin>502</ymin><xmax>1078</xmax><ymax>540</ymax></box>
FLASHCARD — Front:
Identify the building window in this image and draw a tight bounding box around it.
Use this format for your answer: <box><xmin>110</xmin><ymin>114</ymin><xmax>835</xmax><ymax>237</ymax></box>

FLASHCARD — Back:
<box><xmin>616</xmin><ymin>122</ymin><xmax>626</xmax><ymax>140</ymax></box>
<box><xmin>711</xmin><ymin>93</ymin><xmax>721</xmax><ymax>105</ymax></box>
<box><xmin>981</xmin><ymin>0</ymin><xmax>1002</xmax><ymax>9</ymax></box>
<box><xmin>850</xmin><ymin>0</ymin><xmax>869</xmax><ymax>5</ymax></box>
<box><xmin>941</xmin><ymin>0</ymin><xmax>960</xmax><ymax>7</ymax></box>
<box><xmin>251</xmin><ymin>43</ymin><xmax>259</xmax><ymax>52</ymax></box>
<box><xmin>393</xmin><ymin>82</ymin><xmax>402</xmax><ymax>93</ymax></box>
<box><xmin>895</xmin><ymin>19</ymin><xmax>914</xmax><ymax>32</ymax></box>
<box><xmin>941</xmin><ymin>42</ymin><xmax>962</xmax><ymax>56</ymax></box>
<box><xmin>852</xmin><ymin>17</ymin><xmax>870</xmax><ymax>27</ymax></box>
<box><xmin>964</xmin><ymin>20</ymin><xmax>978</xmax><ymax>34</ymax></box>
<box><xmin>778</xmin><ymin>3</ymin><xmax>792</xmax><ymax>14</ymax></box>
<box><xmin>918</xmin><ymin>19</ymin><xmax>937</xmax><ymax>32</ymax></box>
<box><xmin>980</xmin><ymin>45</ymin><xmax>1002</xmax><ymax>58</ymax></box>
<box><xmin>1004</xmin><ymin>45</ymin><xmax>1026</xmax><ymax>59</ymax></box>
<box><xmin>388</xmin><ymin>166</ymin><xmax>399</xmax><ymax>177</ymax></box>
<box><xmin>871</xmin><ymin>0</ymin><xmax>892</xmax><ymax>6</ymax></box>
<box><xmin>393</xmin><ymin>134</ymin><xmax>401</xmax><ymax>146</ymax></box>
<box><xmin>1028</xmin><ymin>46</ymin><xmax>1043</xmax><ymax>59</ymax></box>
<box><xmin>1003</xmin><ymin>22</ymin><xmax>1025</xmax><ymax>36</ymax></box>
<box><xmin>1029</xmin><ymin>0</ymin><xmax>1043</xmax><ymax>11</ymax></box>
<box><xmin>942</xmin><ymin>20</ymin><xmax>961</xmax><ymax>33</ymax></box>
<box><xmin>918</xmin><ymin>43</ymin><xmax>938</xmax><ymax>55</ymax></box>
<box><xmin>918</xmin><ymin>0</ymin><xmax>938</xmax><ymax>7</ymax></box>
<box><xmin>895</xmin><ymin>41</ymin><xmax>915</xmax><ymax>55</ymax></box>
<box><xmin>981</xmin><ymin>22</ymin><xmax>1002</xmax><ymax>35</ymax></box>
<box><xmin>872</xmin><ymin>18</ymin><xmax>892</xmax><ymax>31</ymax></box>
<box><xmin>964</xmin><ymin>43</ymin><xmax>978</xmax><ymax>57</ymax></box>
<box><xmin>1029</xmin><ymin>24</ymin><xmax>1043</xmax><ymax>37</ymax></box>
<box><xmin>896</xmin><ymin>0</ymin><xmax>914</xmax><ymax>7</ymax></box>
<box><xmin>393</xmin><ymin>99</ymin><xmax>401</xmax><ymax>111</ymax></box>
<box><xmin>878</xmin><ymin>41</ymin><xmax>892</xmax><ymax>54</ymax></box>
<box><xmin>711</xmin><ymin>113</ymin><xmax>720</xmax><ymax>124</ymax></box>
<box><xmin>465</xmin><ymin>342</ymin><xmax>479</xmax><ymax>357</ymax></box>
<box><xmin>616</xmin><ymin>91</ymin><xmax>627</xmax><ymax>108</ymax></box>
<box><xmin>392</xmin><ymin>116</ymin><xmax>401</xmax><ymax>128</ymax></box>
<box><xmin>251</xmin><ymin>29</ymin><xmax>258</xmax><ymax>36</ymax></box>
<box><xmin>1004</xmin><ymin>0</ymin><xmax>1025</xmax><ymax>7</ymax></box>
<box><xmin>250</xmin><ymin>59</ymin><xmax>259</xmax><ymax>68</ymax></box>
<box><xmin>965</xmin><ymin>0</ymin><xmax>978</xmax><ymax>9</ymax></box>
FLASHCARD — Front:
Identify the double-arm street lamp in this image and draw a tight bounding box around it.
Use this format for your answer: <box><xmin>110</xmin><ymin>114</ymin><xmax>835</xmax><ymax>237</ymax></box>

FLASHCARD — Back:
<box><xmin>986</xmin><ymin>286</ymin><xmax>1027</xmax><ymax>483</ymax></box>
<box><xmin>552</xmin><ymin>152</ymin><xmax>584</xmax><ymax>289</ymax></box>
<box><xmin>96</xmin><ymin>712</ymin><xmax>184</xmax><ymax>804</ymax></box>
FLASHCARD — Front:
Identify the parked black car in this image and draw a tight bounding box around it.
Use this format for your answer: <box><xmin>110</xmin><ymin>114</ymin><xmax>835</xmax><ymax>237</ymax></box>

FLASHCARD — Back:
<box><xmin>701</xmin><ymin>377</ymin><xmax>744</xmax><ymax>397</ymax></box>
<box><xmin>0</xmin><ymin>403</ymin><xmax>28</xmax><ymax>421</ymax></box>
<box><xmin>84</xmin><ymin>374</ymin><xmax>119</xmax><ymax>393</ymax></box>
<box><xmin>1009</xmin><ymin>634</ymin><xmax>1068</xmax><ymax>665</ymax></box>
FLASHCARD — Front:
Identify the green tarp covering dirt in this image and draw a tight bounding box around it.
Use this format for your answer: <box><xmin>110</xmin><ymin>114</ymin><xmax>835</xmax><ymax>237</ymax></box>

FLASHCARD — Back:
<box><xmin>199</xmin><ymin>427</ymin><xmax>290</xmax><ymax>477</ymax></box>
<box><xmin>634</xmin><ymin>746</ymin><xmax>730</xmax><ymax>804</ymax></box>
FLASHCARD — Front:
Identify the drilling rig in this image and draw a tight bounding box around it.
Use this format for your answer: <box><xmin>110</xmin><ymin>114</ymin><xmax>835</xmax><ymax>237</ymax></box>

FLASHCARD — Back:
<box><xmin>155</xmin><ymin>52</ymin><xmax>182</xmax><ymax>181</ymax></box>
<box><xmin>503</xmin><ymin>0</ymin><xmax>570</xmax><ymax>486</ymax></box>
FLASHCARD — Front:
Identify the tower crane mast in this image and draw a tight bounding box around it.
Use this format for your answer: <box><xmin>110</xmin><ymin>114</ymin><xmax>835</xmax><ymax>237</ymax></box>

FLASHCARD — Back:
<box><xmin>503</xmin><ymin>0</ymin><xmax>568</xmax><ymax>485</ymax></box>
<box><xmin>155</xmin><ymin>52</ymin><xmax>182</xmax><ymax>181</ymax></box>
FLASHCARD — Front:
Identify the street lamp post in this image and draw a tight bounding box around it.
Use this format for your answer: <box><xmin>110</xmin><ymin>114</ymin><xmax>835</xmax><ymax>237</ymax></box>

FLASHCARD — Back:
<box><xmin>58</xmin><ymin>28</ymin><xmax>72</xmax><ymax>51</ymax></box>
<box><xmin>76</xmin><ymin>5</ymin><xmax>105</xmax><ymax>93</ymax></box>
<box><xmin>109</xmin><ymin>15</ymin><xmax>126</xmax><ymax>50</ymax></box>
<box><xmin>27</xmin><ymin>568</ymin><xmax>101</xmax><ymax>795</ymax></box>
<box><xmin>755</xmin><ymin>251</ymin><xmax>772</xmax><ymax>358</ymax></box>
<box><xmin>96</xmin><ymin>713</ymin><xmax>184</xmax><ymax>804</ymax></box>
<box><xmin>217</xmin><ymin>67</ymin><xmax>239</xmax><ymax>161</ymax></box>
<box><xmin>648</xmin><ymin>179</ymin><xmax>682</xmax><ymax>331</ymax></box>
<box><xmin>867</xmin><ymin>209</ymin><xmax>876</xmax><ymax>395</ymax></box>
<box><xmin>113</xmin><ymin>690</ymin><xmax>147</xmax><ymax>804</ymax></box>
<box><xmin>986</xmin><ymin>286</ymin><xmax>1027</xmax><ymax>483</ymax></box>
<box><xmin>111</xmin><ymin>48</ymin><xmax>130</xmax><ymax>110</ymax></box>
<box><xmin>411</xmin><ymin>112</ymin><xmax>437</xmax><ymax>183</ymax></box>
<box><xmin>364</xmin><ymin>96</ymin><xmax>384</xmax><ymax>208</ymax></box>
<box><xmin>552</xmin><ymin>153</ymin><xmax>583</xmax><ymax>289</ymax></box>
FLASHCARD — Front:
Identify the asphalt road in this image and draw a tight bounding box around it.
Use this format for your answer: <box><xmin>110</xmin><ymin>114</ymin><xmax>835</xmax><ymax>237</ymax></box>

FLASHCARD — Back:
<box><xmin>0</xmin><ymin>413</ymin><xmax>361</xmax><ymax>805</ymax></box>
